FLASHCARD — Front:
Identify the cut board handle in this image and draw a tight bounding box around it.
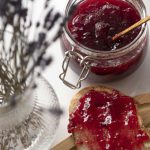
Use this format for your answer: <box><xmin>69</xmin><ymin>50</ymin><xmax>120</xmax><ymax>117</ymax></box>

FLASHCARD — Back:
<box><xmin>51</xmin><ymin>135</ymin><xmax>75</xmax><ymax>150</ymax></box>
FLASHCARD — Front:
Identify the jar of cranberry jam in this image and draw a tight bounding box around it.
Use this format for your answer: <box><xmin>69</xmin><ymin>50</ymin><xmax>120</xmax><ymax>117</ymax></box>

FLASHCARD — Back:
<box><xmin>60</xmin><ymin>0</ymin><xmax>148</xmax><ymax>89</ymax></box>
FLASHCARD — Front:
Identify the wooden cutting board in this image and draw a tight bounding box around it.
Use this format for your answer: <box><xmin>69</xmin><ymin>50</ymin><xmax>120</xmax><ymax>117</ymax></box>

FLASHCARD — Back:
<box><xmin>51</xmin><ymin>93</ymin><xmax>150</xmax><ymax>150</ymax></box>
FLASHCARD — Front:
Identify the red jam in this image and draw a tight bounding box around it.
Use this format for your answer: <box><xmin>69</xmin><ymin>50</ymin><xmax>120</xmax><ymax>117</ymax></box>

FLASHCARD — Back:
<box><xmin>68</xmin><ymin>0</ymin><xmax>141</xmax><ymax>51</ymax></box>
<box><xmin>68</xmin><ymin>90</ymin><xmax>150</xmax><ymax>150</ymax></box>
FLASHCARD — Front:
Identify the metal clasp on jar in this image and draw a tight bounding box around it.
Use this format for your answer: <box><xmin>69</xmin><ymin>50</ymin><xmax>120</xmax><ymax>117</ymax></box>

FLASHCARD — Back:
<box><xmin>59</xmin><ymin>48</ymin><xmax>91</xmax><ymax>89</ymax></box>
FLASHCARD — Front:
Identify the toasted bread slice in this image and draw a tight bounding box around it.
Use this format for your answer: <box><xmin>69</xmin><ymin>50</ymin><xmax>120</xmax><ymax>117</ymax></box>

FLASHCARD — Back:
<box><xmin>69</xmin><ymin>85</ymin><xmax>150</xmax><ymax>150</ymax></box>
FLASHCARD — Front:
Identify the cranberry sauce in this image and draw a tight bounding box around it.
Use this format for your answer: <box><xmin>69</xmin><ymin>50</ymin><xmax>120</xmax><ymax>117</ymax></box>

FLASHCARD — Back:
<box><xmin>68</xmin><ymin>90</ymin><xmax>150</xmax><ymax>150</ymax></box>
<box><xmin>68</xmin><ymin>0</ymin><xmax>141</xmax><ymax>51</ymax></box>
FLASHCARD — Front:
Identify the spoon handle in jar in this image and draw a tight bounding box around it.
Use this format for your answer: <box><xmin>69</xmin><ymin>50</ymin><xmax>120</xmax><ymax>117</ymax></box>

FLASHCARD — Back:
<box><xmin>112</xmin><ymin>16</ymin><xmax>150</xmax><ymax>41</ymax></box>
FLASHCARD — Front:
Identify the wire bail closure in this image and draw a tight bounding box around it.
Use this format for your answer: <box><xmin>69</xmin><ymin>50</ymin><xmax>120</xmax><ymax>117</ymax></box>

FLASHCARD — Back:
<box><xmin>59</xmin><ymin>48</ymin><xmax>90</xmax><ymax>89</ymax></box>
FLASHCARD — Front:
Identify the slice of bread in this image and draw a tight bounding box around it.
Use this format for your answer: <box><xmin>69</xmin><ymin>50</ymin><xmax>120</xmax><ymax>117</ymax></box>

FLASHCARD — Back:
<box><xmin>69</xmin><ymin>85</ymin><xmax>150</xmax><ymax>150</ymax></box>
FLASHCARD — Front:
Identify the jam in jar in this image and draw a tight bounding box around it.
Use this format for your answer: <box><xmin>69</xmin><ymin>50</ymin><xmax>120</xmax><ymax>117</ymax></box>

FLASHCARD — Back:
<box><xmin>60</xmin><ymin>0</ymin><xmax>148</xmax><ymax>89</ymax></box>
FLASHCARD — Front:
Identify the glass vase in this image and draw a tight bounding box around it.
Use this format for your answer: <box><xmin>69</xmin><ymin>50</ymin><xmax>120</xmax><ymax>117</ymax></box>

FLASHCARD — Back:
<box><xmin>0</xmin><ymin>76</ymin><xmax>60</xmax><ymax>150</ymax></box>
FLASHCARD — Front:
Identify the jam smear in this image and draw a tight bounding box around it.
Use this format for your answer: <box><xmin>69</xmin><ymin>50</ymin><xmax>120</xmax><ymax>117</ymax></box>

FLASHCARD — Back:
<box><xmin>68</xmin><ymin>0</ymin><xmax>141</xmax><ymax>51</ymax></box>
<box><xmin>68</xmin><ymin>90</ymin><xmax>150</xmax><ymax>150</ymax></box>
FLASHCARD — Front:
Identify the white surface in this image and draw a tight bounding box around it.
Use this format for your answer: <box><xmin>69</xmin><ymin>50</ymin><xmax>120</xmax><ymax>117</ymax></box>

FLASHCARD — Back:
<box><xmin>40</xmin><ymin>0</ymin><xmax>150</xmax><ymax>148</ymax></box>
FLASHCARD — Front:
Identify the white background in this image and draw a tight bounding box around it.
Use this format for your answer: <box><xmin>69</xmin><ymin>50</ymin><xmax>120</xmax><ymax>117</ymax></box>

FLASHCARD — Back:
<box><xmin>39</xmin><ymin>0</ymin><xmax>150</xmax><ymax>148</ymax></box>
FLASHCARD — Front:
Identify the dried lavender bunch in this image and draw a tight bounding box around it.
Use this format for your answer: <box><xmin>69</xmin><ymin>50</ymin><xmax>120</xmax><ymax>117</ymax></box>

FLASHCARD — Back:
<box><xmin>0</xmin><ymin>0</ymin><xmax>75</xmax><ymax>106</ymax></box>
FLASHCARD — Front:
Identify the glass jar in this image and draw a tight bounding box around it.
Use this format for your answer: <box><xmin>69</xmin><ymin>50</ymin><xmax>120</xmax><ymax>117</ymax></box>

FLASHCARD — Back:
<box><xmin>59</xmin><ymin>0</ymin><xmax>148</xmax><ymax>89</ymax></box>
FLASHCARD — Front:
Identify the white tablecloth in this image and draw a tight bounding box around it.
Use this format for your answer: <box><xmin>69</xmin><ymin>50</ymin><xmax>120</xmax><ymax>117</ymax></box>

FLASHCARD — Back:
<box><xmin>40</xmin><ymin>0</ymin><xmax>150</xmax><ymax>147</ymax></box>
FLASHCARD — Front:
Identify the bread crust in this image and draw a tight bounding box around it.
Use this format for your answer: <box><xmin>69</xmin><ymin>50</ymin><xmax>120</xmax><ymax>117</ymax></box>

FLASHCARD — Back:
<box><xmin>69</xmin><ymin>84</ymin><xmax>121</xmax><ymax>114</ymax></box>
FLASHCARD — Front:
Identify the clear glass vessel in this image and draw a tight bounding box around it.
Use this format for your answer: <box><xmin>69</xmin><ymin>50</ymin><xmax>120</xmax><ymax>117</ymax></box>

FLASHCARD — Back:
<box><xmin>60</xmin><ymin>0</ymin><xmax>148</xmax><ymax>89</ymax></box>
<box><xmin>0</xmin><ymin>77</ymin><xmax>60</xmax><ymax>150</ymax></box>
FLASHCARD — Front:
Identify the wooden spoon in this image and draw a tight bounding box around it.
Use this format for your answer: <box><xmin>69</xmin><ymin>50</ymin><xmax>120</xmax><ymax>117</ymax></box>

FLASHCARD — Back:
<box><xmin>51</xmin><ymin>93</ymin><xmax>150</xmax><ymax>150</ymax></box>
<box><xmin>112</xmin><ymin>16</ymin><xmax>150</xmax><ymax>41</ymax></box>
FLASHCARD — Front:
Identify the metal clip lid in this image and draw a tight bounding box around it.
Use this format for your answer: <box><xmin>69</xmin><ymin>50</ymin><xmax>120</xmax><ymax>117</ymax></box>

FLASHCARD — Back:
<box><xmin>59</xmin><ymin>48</ymin><xmax>90</xmax><ymax>89</ymax></box>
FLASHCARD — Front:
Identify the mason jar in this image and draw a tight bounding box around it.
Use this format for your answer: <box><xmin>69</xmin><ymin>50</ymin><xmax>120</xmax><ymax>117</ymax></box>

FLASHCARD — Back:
<box><xmin>60</xmin><ymin>0</ymin><xmax>148</xmax><ymax>89</ymax></box>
